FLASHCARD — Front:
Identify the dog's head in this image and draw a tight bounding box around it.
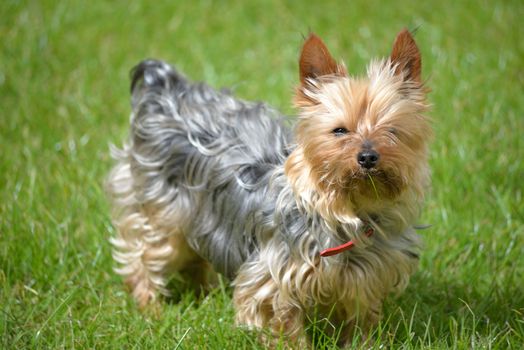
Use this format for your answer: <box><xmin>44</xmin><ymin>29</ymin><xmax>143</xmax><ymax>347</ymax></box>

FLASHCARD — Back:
<box><xmin>286</xmin><ymin>30</ymin><xmax>431</xmax><ymax>218</ymax></box>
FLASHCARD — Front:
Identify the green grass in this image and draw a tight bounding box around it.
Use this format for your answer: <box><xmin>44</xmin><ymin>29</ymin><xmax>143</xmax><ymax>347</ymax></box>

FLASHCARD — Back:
<box><xmin>1</xmin><ymin>0</ymin><xmax>523</xmax><ymax>348</ymax></box>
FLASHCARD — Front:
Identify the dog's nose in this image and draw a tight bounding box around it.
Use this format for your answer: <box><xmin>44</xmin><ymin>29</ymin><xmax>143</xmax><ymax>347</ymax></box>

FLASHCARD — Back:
<box><xmin>357</xmin><ymin>150</ymin><xmax>380</xmax><ymax>169</ymax></box>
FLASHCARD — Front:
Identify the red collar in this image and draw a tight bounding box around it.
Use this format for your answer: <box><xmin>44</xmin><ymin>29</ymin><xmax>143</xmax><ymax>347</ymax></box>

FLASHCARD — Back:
<box><xmin>319</xmin><ymin>226</ymin><xmax>374</xmax><ymax>257</ymax></box>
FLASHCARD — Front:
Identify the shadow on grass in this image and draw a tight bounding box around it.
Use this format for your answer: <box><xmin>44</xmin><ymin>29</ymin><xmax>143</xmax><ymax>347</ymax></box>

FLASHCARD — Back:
<box><xmin>383</xmin><ymin>272</ymin><xmax>524</xmax><ymax>345</ymax></box>
<box><xmin>158</xmin><ymin>269</ymin><xmax>523</xmax><ymax>348</ymax></box>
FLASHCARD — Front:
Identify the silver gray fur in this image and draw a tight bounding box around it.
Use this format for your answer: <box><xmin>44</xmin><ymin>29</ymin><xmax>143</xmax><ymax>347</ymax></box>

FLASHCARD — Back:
<box><xmin>123</xmin><ymin>60</ymin><xmax>293</xmax><ymax>278</ymax></box>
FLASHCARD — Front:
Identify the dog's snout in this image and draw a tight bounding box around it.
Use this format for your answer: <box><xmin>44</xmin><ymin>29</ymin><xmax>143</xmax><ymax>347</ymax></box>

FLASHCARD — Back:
<box><xmin>357</xmin><ymin>150</ymin><xmax>380</xmax><ymax>169</ymax></box>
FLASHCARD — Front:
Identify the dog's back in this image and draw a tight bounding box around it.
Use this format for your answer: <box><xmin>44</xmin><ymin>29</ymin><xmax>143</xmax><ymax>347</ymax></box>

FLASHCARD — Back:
<box><xmin>110</xmin><ymin>60</ymin><xmax>291</xmax><ymax>281</ymax></box>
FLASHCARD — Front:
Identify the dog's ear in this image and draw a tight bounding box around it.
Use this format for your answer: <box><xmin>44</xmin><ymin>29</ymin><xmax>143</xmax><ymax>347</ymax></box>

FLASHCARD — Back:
<box><xmin>299</xmin><ymin>34</ymin><xmax>345</xmax><ymax>84</ymax></box>
<box><xmin>390</xmin><ymin>29</ymin><xmax>421</xmax><ymax>83</ymax></box>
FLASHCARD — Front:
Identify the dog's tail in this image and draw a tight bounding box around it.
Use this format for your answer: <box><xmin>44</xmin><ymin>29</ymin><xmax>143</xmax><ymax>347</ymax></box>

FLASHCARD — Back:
<box><xmin>130</xmin><ymin>59</ymin><xmax>189</xmax><ymax>108</ymax></box>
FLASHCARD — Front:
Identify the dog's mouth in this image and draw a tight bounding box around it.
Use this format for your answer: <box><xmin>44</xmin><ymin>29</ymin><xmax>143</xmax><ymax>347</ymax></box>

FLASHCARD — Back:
<box><xmin>347</xmin><ymin>169</ymin><xmax>404</xmax><ymax>200</ymax></box>
<box><xmin>350</xmin><ymin>167</ymin><xmax>383</xmax><ymax>182</ymax></box>
<box><xmin>354</xmin><ymin>167</ymin><xmax>379</xmax><ymax>178</ymax></box>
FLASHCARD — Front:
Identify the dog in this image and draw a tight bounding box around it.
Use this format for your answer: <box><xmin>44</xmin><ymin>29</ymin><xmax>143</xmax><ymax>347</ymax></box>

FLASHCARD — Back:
<box><xmin>107</xmin><ymin>29</ymin><xmax>431</xmax><ymax>346</ymax></box>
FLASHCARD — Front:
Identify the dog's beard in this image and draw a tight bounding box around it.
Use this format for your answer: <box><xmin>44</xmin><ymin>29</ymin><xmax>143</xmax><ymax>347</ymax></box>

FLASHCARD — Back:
<box><xmin>346</xmin><ymin>167</ymin><xmax>405</xmax><ymax>200</ymax></box>
<box><xmin>313</xmin><ymin>163</ymin><xmax>406</xmax><ymax>205</ymax></box>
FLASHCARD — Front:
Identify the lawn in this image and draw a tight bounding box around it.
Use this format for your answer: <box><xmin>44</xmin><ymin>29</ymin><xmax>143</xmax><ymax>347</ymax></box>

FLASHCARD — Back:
<box><xmin>1</xmin><ymin>0</ymin><xmax>523</xmax><ymax>348</ymax></box>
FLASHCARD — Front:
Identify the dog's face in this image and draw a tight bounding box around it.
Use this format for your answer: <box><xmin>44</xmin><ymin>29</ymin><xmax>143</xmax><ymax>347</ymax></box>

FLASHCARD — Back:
<box><xmin>287</xmin><ymin>30</ymin><xmax>431</xmax><ymax>213</ymax></box>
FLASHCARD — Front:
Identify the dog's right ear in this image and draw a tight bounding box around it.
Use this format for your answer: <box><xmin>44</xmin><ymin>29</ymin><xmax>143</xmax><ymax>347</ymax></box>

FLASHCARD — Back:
<box><xmin>299</xmin><ymin>34</ymin><xmax>345</xmax><ymax>85</ymax></box>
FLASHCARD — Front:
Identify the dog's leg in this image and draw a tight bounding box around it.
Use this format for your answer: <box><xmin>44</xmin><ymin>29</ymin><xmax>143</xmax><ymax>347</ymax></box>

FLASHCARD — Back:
<box><xmin>332</xmin><ymin>299</ymin><xmax>383</xmax><ymax>347</ymax></box>
<box><xmin>233</xmin><ymin>259</ymin><xmax>308</xmax><ymax>347</ymax></box>
<box><xmin>110</xmin><ymin>208</ymin><xmax>167</xmax><ymax>307</ymax></box>
<box><xmin>108</xmin><ymin>161</ymin><xmax>205</xmax><ymax>307</ymax></box>
<box><xmin>111</xmin><ymin>205</ymin><xmax>203</xmax><ymax>307</ymax></box>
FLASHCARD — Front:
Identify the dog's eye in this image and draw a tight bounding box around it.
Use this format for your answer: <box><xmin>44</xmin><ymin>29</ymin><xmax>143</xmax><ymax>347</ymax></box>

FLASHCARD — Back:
<box><xmin>388</xmin><ymin>128</ymin><xmax>397</xmax><ymax>135</ymax></box>
<box><xmin>332</xmin><ymin>127</ymin><xmax>349</xmax><ymax>136</ymax></box>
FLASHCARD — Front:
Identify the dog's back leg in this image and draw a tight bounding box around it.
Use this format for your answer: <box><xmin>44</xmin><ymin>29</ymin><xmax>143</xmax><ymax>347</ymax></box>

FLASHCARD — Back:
<box><xmin>107</xmin><ymin>157</ymin><xmax>209</xmax><ymax>307</ymax></box>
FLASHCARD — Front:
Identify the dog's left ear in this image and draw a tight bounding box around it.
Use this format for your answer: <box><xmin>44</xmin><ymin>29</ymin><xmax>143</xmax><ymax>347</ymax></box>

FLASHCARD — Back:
<box><xmin>299</xmin><ymin>34</ymin><xmax>345</xmax><ymax>84</ymax></box>
<box><xmin>390</xmin><ymin>29</ymin><xmax>421</xmax><ymax>83</ymax></box>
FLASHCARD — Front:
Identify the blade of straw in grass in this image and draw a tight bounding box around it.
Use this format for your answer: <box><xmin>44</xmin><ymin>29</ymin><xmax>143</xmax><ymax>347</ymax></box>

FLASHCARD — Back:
<box><xmin>367</xmin><ymin>173</ymin><xmax>380</xmax><ymax>200</ymax></box>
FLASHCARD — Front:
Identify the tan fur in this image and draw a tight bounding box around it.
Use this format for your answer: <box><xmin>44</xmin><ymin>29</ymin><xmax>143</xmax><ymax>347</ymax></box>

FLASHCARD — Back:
<box><xmin>233</xmin><ymin>228</ymin><xmax>418</xmax><ymax>345</ymax></box>
<box><xmin>235</xmin><ymin>30</ymin><xmax>430</xmax><ymax>345</ymax></box>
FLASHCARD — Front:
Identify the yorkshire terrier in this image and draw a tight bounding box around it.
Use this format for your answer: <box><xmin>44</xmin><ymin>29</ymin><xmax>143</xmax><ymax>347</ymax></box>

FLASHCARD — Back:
<box><xmin>107</xmin><ymin>29</ymin><xmax>431</xmax><ymax>346</ymax></box>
